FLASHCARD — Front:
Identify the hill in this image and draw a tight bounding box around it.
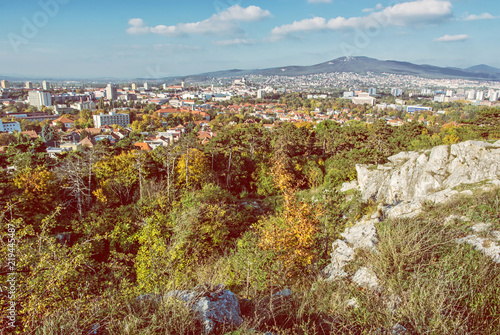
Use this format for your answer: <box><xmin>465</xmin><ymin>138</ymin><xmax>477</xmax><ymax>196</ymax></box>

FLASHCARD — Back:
<box><xmin>164</xmin><ymin>56</ymin><xmax>500</xmax><ymax>82</ymax></box>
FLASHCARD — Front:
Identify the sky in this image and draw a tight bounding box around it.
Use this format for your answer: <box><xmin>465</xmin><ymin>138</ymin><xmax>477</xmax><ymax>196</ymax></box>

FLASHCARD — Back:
<box><xmin>0</xmin><ymin>0</ymin><xmax>499</xmax><ymax>79</ymax></box>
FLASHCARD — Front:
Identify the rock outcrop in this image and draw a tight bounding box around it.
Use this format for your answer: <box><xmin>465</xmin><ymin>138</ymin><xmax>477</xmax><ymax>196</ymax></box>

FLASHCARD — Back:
<box><xmin>351</xmin><ymin>140</ymin><xmax>500</xmax><ymax>218</ymax></box>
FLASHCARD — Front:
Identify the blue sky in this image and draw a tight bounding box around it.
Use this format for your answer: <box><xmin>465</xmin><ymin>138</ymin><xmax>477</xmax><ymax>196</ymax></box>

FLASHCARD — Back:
<box><xmin>0</xmin><ymin>0</ymin><xmax>499</xmax><ymax>79</ymax></box>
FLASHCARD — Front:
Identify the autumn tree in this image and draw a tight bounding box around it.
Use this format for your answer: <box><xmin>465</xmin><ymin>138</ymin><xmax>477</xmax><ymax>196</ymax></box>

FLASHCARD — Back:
<box><xmin>257</xmin><ymin>157</ymin><xmax>323</xmax><ymax>277</ymax></box>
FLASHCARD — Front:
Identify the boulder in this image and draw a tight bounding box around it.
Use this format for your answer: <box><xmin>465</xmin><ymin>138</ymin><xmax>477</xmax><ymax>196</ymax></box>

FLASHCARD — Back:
<box><xmin>165</xmin><ymin>285</ymin><xmax>243</xmax><ymax>334</ymax></box>
<box><xmin>351</xmin><ymin>267</ymin><xmax>379</xmax><ymax>290</ymax></box>
<box><xmin>341</xmin><ymin>220</ymin><xmax>379</xmax><ymax>251</ymax></box>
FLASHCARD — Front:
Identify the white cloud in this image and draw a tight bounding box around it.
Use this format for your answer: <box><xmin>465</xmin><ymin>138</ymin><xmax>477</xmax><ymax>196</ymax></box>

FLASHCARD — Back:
<box><xmin>127</xmin><ymin>5</ymin><xmax>271</xmax><ymax>36</ymax></box>
<box><xmin>362</xmin><ymin>3</ymin><xmax>383</xmax><ymax>13</ymax></box>
<box><xmin>308</xmin><ymin>0</ymin><xmax>332</xmax><ymax>3</ymax></box>
<box><xmin>463</xmin><ymin>13</ymin><xmax>496</xmax><ymax>21</ymax></box>
<box><xmin>271</xmin><ymin>0</ymin><xmax>453</xmax><ymax>39</ymax></box>
<box><xmin>152</xmin><ymin>44</ymin><xmax>202</xmax><ymax>51</ymax></box>
<box><xmin>127</xmin><ymin>18</ymin><xmax>149</xmax><ymax>35</ymax></box>
<box><xmin>212</xmin><ymin>38</ymin><xmax>257</xmax><ymax>46</ymax></box>
<box><xmin>434</xmin><ymin>34</ymin><xmax>469</xmax><ymax>42</ymax></box>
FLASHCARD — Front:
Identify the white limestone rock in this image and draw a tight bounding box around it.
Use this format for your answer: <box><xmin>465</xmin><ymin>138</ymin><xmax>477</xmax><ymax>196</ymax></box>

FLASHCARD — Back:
<box><xmin>323</xmin><ymin>240</ymin><xmax>355</xmax><ymax>281</ymax></box>
<box><xmin>165</xmin><ymin>287</ymin><xmax>243</xmax><ymax>333</ymax></box>
<box><xmin>346</xmin><ymin>298</ymin><xmax>359</xmax><ymax>308</ymax></box>
<box><xmin>351</xmin><ymin>267</ymin><xmax>379</xmax><ymax>290</ymax></box>
<box><xmin>341</xmin><ymin>180</ymin><xmax>358</xmax><ymax>193</ymax></box>
<box><xmin>471</xmin><ymin>223</ymin><xmax>492</xmax><ymax>233</ymax></box>
<box><xmin>457</xmin><ymin>235</ymin><xmax>500</xmax><ymax>264</ymax></box>
<box><xmin>341</xmin><ymin>220</ymin><xmax>379</xmax><ymax>251</ymax></box>
<box><xmin>356</xmin><ymin>141</ymin><xmax>500</xmax><ymax>204</ymax></box>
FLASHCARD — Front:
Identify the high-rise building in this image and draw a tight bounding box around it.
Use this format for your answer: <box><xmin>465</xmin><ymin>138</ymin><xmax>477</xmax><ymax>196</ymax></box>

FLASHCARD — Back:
<box><xmin>391</xmin><ymin>88</ymin><xmax>403</xmax><ymax>97</ymax></box>
<box><xmin>476</xmin><ymin>91</ymin><xmax>484</xmax><ymax>101</ymax></box>
<box><xmin>106</xmin><ymin>83</ymin><xmax>117</xmax><ymax>101</ymax></box>
<box><xmin>368</xmin><ymin>87</ymin><xmax>377</xmax><ymax>95</ymax></box>
<box><xmin>1</xmin><ymin>80</ymin><xmax>10</xmax><ymax>89</ymax></box>
<box><xmin>28</xmin><ymin>90</ymin><xmax>52</xmax><ymax>108</ymax></box>
<box><xmin>490</xmin><ymin>91</ymin><xmax>499</xmax><ymax>102</ymax></box>
<box><xmin>144</xmin><ymin>82</ymin><xmax>149</xmax><ymax>91</ymax></box>
<box><xmin>131</xmin><ymin>83</ymin><xmax>137</xmax><ymax>90</ymax></box>
<box><xmin>93</xmin><ymin>111</ymin><xmax>130</xmax><ymax>128</ymax></box>
<box><xmin>25</xmin><ymin>81</ymin><xmax>33</xmax><ymax>89</ymax></box>
<box><xmin>467</xmin><ymin>90</ymin><xmax>476</xmax><ymax>100</ymax></box>
<box><xmin>42</xmin><ymin>81</ymin><xmax>50</xmax><ymax>90</ymax></box>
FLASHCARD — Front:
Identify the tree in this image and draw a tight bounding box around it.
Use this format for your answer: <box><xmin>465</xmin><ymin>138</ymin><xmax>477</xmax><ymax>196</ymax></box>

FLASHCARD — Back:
<box><xmin>176</xmin><ymin>148</ymin><xmax>209</xmax><ymax>190</ymax></box>
<box><xmin>12</xmin><ymin>165</ymin><xmax>58</xmax><ymax>226</ymax></box>
<box><xmin>94</xmin><ymin>151</ymin><xmax>147</xmax><ymax>205</ymax></box>
<box><xmin>257</xmin><ymin>157</ymin><xmax>323</xmax><ymax>277</ymax></box>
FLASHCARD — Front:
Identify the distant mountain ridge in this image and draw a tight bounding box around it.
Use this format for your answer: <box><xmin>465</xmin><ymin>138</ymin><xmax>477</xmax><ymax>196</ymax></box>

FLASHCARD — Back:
<box><xmin>172</xmin><ymin>56</ymin><xmax>500</xmax><ymax>82</ymax></box>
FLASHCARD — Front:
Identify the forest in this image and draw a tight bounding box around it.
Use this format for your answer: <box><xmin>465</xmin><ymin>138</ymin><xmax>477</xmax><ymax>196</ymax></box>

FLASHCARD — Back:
<box><xmin>0</xmin><ymin>107</ymin><xmax>499</xmax><ymax>334</ymax></box>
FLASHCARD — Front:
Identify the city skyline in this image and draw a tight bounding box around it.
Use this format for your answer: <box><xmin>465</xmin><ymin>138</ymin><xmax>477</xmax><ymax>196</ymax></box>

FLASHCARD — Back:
<box><xmin>0</xmin><ymin>0</ymin><xmax>499</xmax><ymax>79</ymax></box>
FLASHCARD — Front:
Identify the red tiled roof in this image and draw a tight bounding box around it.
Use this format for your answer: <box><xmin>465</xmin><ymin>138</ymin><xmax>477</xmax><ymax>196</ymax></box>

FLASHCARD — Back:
<box><xmin>134</xmin><ymin>142</ymin><xmax>152</xmax><ymax>151</ymax></box>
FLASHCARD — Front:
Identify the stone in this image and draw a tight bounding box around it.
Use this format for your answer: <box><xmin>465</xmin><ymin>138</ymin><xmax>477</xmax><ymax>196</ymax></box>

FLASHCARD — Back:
<box><xmin>165</xmin><ymin>285</ymin><xmax>243</xmax><ymax>334</ymax></box>
<box><xmin>323</xmin><ymin>240</ymin><xmax>354</xmax><ymax>280</ymax></box>
<box><xmin>341</xmin><ymin>220</ymin><xmax>378</xmax><ymax>251</ymax></box>
<box><xmin>273</xmin><ymin>289</ymin><xmax>292</xmax><ymax>297</ymax></box>
<box><xmin>341</xmin><ymin>180</ymin><xmax>358</xmax><ymax>193</ymax></box>
<box><xmin>443</xmin><ymin>215</ymin><xmax>469</xmax><ymax>225</ymax></box>
<box><xmin>386</xmin><ymin>201</ymin><xmax>422</xmax><ymax>219</ymax></box>
<box><xmin>491</xmin><ymin>231</ymin><xmax>500</xmax><ymax>241</ymax></box>
<box><xmin>351</xmin><ymin>267</ymin><xmax>379</xmax><ymax>290</ymax></box>
<box><xmin>460</xmin><ymin>190</ymin><xmax>474</xmax><ymax>196</ymax></box>
<box><xmin>392</xmin><ymin>323</ymin><xmax>408</xmax><ymax>335</ymax></box>
<box><xmin>346</xmin><ymin>298</ymin><xmax>359</xmax><ymax>308</ymax></box>
<box><xmin>457</xmin><ymin>235</ymin><xmax>500</xmax><ymax>264</ymax></box>
<box><xmin>471</xmin><ymin>222</ymin><xmax>492</xmax><ymax>233</ymax></box>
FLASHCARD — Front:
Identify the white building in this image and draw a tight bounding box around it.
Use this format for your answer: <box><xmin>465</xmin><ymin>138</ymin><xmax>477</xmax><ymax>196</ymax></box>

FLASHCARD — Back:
<box><xmin>490</xmin><ymin>91</ymin><xmax>499</xmax><ymax>102</ymax></box>
<box><xmin>343</xmin><ymin>91</ymin><xmax>355</xmax><ymax>98</ymax></box>
<box><xmin>352</xmin><ymin>93</ymin><xmax>376</xmax><ymax>106</ymax></box>
<box><xmin>144</xmin><ymin>82</ymin><xmax>149</xmax><ymax>91</ymax></box>
<box><xmin>93</xmin><ymin>111</ymin><xmax>130</xmax><ymax>128</ymax></box>
<box><xmin>71</xmin><ymin>101</ymin><xmax>96</xmax><ymax>111</ymax></box>
<box><xmin>0</xmin><ymin>120</ymin><xmax>21</xmax><ymax>133</ymax></box>
<box><xmin>25</xmin><ymin>81</ymin><xmax>33</xmax><ymax>89</ymax></box>
<box><xmin>466</xmin><ymin>90</ymin><xmax>476</xmax><ymax>100</ymax></box>
<box><xmin>1</xmin><ymin>80</ymin><xmax>10</xmax><ymax>88</ymax></box>
<box><xmin>368</xmin><ymin>88</ymin><xmax>377</xmax><ymax>95</ymax></box>
<box><xmin>28</xmin><ymin>90</ymin><xmax>52</xmax><ymax>108</ymax></box>
<box><xmin>391</xmin><ymin>88</ymin><xmax>403</xmax><ymax>97</ymax></box>
<box><xmin>476</xmin><ymin>91</ymin><xmax>484</xmax><ymax>101</ymax></box>
<box><xmin>42</xmin><ymin>81</ymin><xmax>50</xmax><ymax>90</ymax></box>
<box><xmin>106</xmin><ymin>83</ymin><xmax>117</xmax><ymax>101</ymax></box>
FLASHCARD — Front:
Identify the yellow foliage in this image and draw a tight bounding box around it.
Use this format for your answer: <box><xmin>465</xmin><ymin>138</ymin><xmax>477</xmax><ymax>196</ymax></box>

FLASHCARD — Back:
<box><xmin>92</xmin><ymin>188</ymin><xmax>107</xmax><ymax>204</ymax></box>
<box><xmin>258</xmin><ymin>158</ymin><xmax>324</xmax><ymax>276</ymax></box>
<box><xmin>176</xmin><ymin>148</ymin><xmax>210</xmax><ymax>189</ymax></box>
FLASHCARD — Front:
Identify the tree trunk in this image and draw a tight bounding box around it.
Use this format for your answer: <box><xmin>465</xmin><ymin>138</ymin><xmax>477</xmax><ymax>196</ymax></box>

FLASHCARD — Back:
<box><xmin>226</xmin><ymin>146</ymin><xmax>232</xmax><ymax>189</ymax></box>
